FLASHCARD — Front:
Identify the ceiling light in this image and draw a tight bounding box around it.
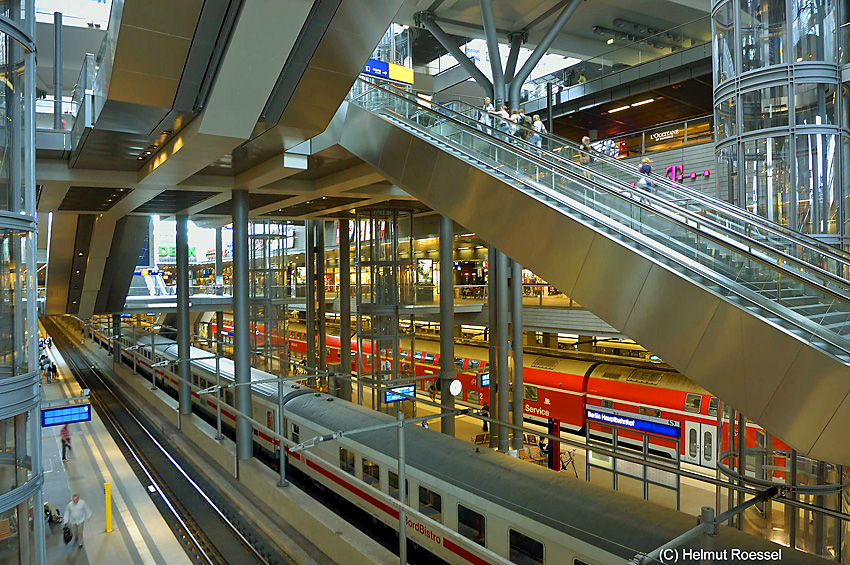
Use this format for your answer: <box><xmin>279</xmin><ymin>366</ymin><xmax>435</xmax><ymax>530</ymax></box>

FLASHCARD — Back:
<box><xmin>608</xmin><ymin>105</ymin><xmax>630</xmax><ymax>113</ymax></box>
<box><xmin>607</xmin><ymin>38</ymin><xmax>614</xmax><ymax>44</ymax></box>
<box><xmin>630</xmin><ymin>99</ymin><xmax>654</xmax><ymax>107</ymax></box>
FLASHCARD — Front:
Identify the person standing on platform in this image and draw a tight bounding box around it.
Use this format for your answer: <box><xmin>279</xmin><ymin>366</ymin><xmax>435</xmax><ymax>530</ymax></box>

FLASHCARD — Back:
<box><xmin>481</xmin><ymin>403</ymin><xmax>489</xmax><ymax>432</ymax></box>
<box><xmin>60</xmin><ymin>424</ymin><xmax>71</xmax><ymax>462</ymax></box>
<box><xmin>63</xmin><ymin>494</ymin><xmax>92</xmax><ymax>549</ymax></box>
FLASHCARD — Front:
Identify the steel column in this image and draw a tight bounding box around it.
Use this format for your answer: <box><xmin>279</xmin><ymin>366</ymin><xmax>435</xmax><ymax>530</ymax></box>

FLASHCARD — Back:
<box><xmin>215</xmin><ymin>224</ymin><xmax>225</xmax><ymax>438</ymax></box>
<box><xmin>496</xmin><ymin>251</ymin><xmax>510</xmax><ymax>451</ymax></box>
<box><xmin>306</xmin><ymin>220</ymin><xmax>316</xmax><ymax>385</ymax></box>
<box><xmin>112</xmin><ymin>314</ymin><xmax>121</xmax><ymax>364</ymax></box>
<box><xmin>397</xmin><ymin>412</ymin><xmax>407</xmax><ymax>565</ymax></box>
<box><xmin>317</xmin><ymin>221</ymin><xmax>327</xmax><ymax>377</ymax></box>
<box><xmin>504</xmin><ymin>32</ymin><xmax>524</xmax><ymax>86</ymax></box>
<box><xmin>53</xmin><ymin>12</ymin><xmax>62</xmax><ymax>130</ymax></box>
<box><xmin>480</xmin><ymin>0</ymin><xmax>505</xmax><ymax>107</ymax></box>
<box><xmin>439</xmin><ymin>216</ymin><xmax>455</xmax><ymax>436</ymax></box>
<box><xmin>546</xmin><ymin>82</ymin><xmax>554</xmax><ymax>132</ymax></box>
<box><xmin>487</xmin><ymin>247</ymin><xmax>498</xmax><ymax>448</ymax></box>
<box><xmin>510</xmin><ymin>259</ymin><xmax>524</xmax><ymax>450</ymax></box>
<box><xmin>418</xmin><ymin>14</ymin><xmax>493</xmax><ymax>98</ymax></box>
<box><xmin>339</xmin><ymin>220</ymin><xmax>352</xmax><ymax>401</ymax></box>
<box><xmin>232</xmin><ymin>190</ymin><xmax>253</xmax><ymax>461</ymax></box>
<box><xmin>278</xmin><ymin>377</ymin><xmax>288</xmax><ymax>487</ymax></box>
<box><xmin>508</xmin><ymin>0</ymin><xmax>582</xmax><ymax>105</ymax></box>
<box><xmin>176</xmin><ymin>214</ymin><xmax>191</xmax><ymax>417</ymax></box>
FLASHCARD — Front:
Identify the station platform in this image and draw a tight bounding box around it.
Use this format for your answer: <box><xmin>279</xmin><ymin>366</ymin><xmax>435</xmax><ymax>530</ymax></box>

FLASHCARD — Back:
<box><xmin>38</xmin><ymin>322</ymin><xmax>192</xmax><ymax>565</ymax></box>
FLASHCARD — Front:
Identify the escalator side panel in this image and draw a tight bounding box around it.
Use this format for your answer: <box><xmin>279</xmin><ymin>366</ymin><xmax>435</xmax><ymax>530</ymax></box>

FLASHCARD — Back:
<box><xmin>339</xmin><ymin>100</ymin><xmax>850</xmax><ymax>465</ymax></box>
<box><xmin>572</xmin><ymin>235</ymin><xmax>653</xmax><ymax>331</ymax></box>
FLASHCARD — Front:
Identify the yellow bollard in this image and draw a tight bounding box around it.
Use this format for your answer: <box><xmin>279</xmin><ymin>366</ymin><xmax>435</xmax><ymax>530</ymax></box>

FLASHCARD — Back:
<box><xmin>104</xmin><ymin>482</ymin><xmax>112</xmax><ymax>533</ymax></box>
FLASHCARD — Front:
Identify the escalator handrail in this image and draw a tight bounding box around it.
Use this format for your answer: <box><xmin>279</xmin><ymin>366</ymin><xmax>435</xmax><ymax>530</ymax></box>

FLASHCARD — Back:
<box><xmin>430</xmin><ymin>94</ymin><xmax>850</xmax><ymax>268</ymax></box>
<box><xmin>367</xmin><ymin>105</ymin><xmax>850</xmax><ymax>358</ymax></box>
<box><xmin>353</xmin><ymin>81</ymin><xmax>850</xmax><ymax>299</ymax></box>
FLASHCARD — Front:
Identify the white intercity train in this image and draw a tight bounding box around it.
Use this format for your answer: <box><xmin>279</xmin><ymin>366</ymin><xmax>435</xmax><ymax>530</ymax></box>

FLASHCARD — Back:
<box><xmin>91</xmin><ymin>326</ymin><xmax>817</xmax><ymax>565</ymax></box>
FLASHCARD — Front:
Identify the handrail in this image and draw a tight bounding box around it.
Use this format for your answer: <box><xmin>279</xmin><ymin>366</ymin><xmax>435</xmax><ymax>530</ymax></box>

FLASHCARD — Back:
<box><xmin>429</xmin><ymin>93</ymin><xmax>850</xmax><ymax>267</ymax></box>
<box><xmin>352</xmin><ymin>80</ymin><xmax>850</xmax><ymax>356</ymax></box>
<box><xmin>359</xmin><ymin>81</ymin><xmax>850</xmax><ymax>296</ymax></box>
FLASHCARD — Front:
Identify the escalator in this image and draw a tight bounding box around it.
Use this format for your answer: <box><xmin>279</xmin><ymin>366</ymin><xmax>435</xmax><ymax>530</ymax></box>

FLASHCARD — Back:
<box><xmin>422</xmin><ymin>95</ymin><xmax>850</xmax><ymax>284</ymax></box>
<box><xmin>339</xmin><ymin>81</ymin><xmax>850</xmax><ymax>465</ymax></box>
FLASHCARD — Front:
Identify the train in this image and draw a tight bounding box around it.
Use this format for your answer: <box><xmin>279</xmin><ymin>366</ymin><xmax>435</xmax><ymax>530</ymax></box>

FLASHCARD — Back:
<box><xmin>210</xmin><ymin>319</ymin><xmax>784</xmax><ymax>469</ymax></box>
<box><xmin>85</xmin><ymin>323</ymin><xmax>813</xmax><ymax>565</ymax></box>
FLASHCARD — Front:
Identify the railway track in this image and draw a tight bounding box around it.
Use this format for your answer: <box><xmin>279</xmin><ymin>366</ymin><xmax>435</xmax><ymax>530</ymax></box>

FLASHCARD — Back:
<box><xmin>45</xmin><ymin>318</ymin><xmax>286</xmax><ymax>565</ymax></box>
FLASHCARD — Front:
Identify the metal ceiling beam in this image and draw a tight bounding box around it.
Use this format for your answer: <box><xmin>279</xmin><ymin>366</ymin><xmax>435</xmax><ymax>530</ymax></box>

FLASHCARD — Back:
<box><xmin>417</xmin><ymin>11</ymin><xmax>493</xmax><ymax>98</ymax></box>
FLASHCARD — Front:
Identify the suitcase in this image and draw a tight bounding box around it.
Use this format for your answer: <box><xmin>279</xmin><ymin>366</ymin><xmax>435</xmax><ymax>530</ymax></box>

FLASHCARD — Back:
<box><xmin>63</xmin><ymin>525</ymin><xmax>71</xmax><ymax>544</ymax></box>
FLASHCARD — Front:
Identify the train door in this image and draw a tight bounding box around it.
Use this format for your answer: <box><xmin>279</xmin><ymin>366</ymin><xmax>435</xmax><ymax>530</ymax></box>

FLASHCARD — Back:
<box><xmin>683</xmin><ymin>421</ymin><xmax>717</xmax><ymax>468</ymax></box>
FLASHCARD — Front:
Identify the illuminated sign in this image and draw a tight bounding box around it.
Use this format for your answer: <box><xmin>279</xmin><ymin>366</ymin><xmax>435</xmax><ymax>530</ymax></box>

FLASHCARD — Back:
<box><xmin>158</xmin><ymin>246</ymin><xmax>197</xmax><ymax>263</ymax></box>
<box><xmin>478</xmin><ymin>372</ymin><xmax>489</xmax><ymax>387</ymax></box>
<box><xmin>586</xmin><ymin>408</ymin><xmax>680</xmax><ymax>438</ymax></box>
<box><xmin>42</xmin><ymin>405</ymin><xmax>92</xmax><ymax>427</ymax></box>
<box><xmin>362</xmin><ymin>58</ymin><xmax>414</xmax><ymax>85</ymax></box>
<box><xmin>385</xmin><ymin>385</ymin><xmax>415</xmax><ymax>403</ymax></box>
<box><xmin>363</xmin><ymin>58</ymin><xmax>389</xmax><ymax>79</ymax></box>
<box><xmin>648</xmin><ymin>129</ymin><xmax>680</xmax><ymax>142</ymax></box>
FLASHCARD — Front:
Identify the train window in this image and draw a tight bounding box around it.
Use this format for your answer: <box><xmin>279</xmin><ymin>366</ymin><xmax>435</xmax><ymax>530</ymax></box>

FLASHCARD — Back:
<box><xmin>639</xmin><ymin>406</ymin><xmax>660</xmax><ymax>418</ymax></box>
<box><xmin>575</xmin><ymin>561</ymin><xmax>590</xmax><ymax>565</ymax></box>
<box><xmin>413</xmin><ymin>351</ymin><xmax>423</xmax><ymax>362</ymax></box>
<box><xmin>509</xmin><ymin>529</ymin><xmax>544</xmax><ymax>565</ymax></box>
<box><xmin>192</xmin><ymin>374</ymin><xmax>199</xmax><ymax>387</ymax></box>
<box><xmin>423</xmin><ymin>353</ymin><xmax>435</xmax><ymax>364</ymax></box>
<box><xmin>523</xmin><ymin>385</ymin><xmax>538</xmax><ymax>403</ymax></box>
<box><xmin>600</xmin><ymin>400</ymin><xmax>614</xmax><ymax>409</ymax></box>
<box><xmin>457</xmin><ymin>504</ymin><xmax>485</xmax><ymax>546</ymax></box>
<box><xmin>467</xmin><ymin>390</ymin><xmax>480</xmax><ymax>404</ymax></box>
<box><xmin>225</xmin><ymin>391</ymin><xmax>234</xmax><ymax>406</ymax></box>
<box><xmin>339</xmin><ymin>448</ymin><xmax>355</xmax><ymax>476</ymax></box>
<box><xmin>468</xmin><ymin>360</ymin><xmax>481</xmax><ymax>370</ymax></box>
<box><xmin>708</xmin><ymin>397</ymin><xmax>718</xmax><ymax>417</ymax></box>
<box><xmin>291</xmin><ymin>424</ymin><xmax>300</xmax><ymax>444</ymax></box>
<box><xmin>454</xmin><ymin>357</ymin><xmax>464</xmax><ymax>369</ymax></box>
<box><xmin>400</xmin><ymin>350</ymin><xmax>410</xmax><ymax>360</ymax></box>
<box><xmin>388</xmin><ymin>471</ymin><xmax>408</xmax><ymax>504</ymax></box>
<box><xmin>684</xmin><ymin>394</ymin><xmax>702</xmax><ymax>414</ymax></box>
<box><xmin>481</xmin><ymin>362</ymin><xmax>488</xmax><ymax>371</ymax></box>
<box><xmin>362</xmin><ymin>459</ymin><xmax>380</xmax><ymax>488</ymax></box>
<box><xmin>418</xmin><ymin>486</ymin><xmax>442</xmax><ymax>523</ymax></box>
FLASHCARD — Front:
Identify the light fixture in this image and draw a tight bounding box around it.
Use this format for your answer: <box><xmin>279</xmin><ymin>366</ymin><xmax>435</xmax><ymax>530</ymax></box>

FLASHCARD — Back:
<box><xmin>796</xmin><ymin>57</ymin><xmax>803</xmax><ymax>62</ymax></box>
<box><xmin>630</xmin><ymin>99</ymin><xmax>654</xmax><ymax>107</ymax></box>
<box><xmin>608</xmin><ymin>105</ymin><xmax>630</xmax><ymax>113</ymax></box>
<box><xmin>607</xmin><ymin>38</ymin><xmax>614</xmax><ymax>44</ymax></box>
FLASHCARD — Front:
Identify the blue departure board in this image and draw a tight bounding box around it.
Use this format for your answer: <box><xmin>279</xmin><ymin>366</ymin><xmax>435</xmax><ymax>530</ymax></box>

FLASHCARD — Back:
<box><xmin>42</xmin><ymin>405</ymin><xmax>92</xmax><ymax>427</ymax></box>
<box><xmin>385</xmin><ymin>385</ymin><xmax>415</xmax><ymax>403</ymax></box>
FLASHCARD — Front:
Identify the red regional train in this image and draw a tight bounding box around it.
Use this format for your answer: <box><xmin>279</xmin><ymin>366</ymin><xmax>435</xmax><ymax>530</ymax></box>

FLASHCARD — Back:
<box><xmin>210</xmin><ymin>319</ymin><xmax>783</xmax><ymax>469</ymax></box>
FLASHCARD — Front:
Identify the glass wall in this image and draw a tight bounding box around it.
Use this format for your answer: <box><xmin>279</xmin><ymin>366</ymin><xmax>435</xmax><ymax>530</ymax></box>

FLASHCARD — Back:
<box><xmin>713</xmin><ymin>0</ymin><xmax>848</xmax><ymax>242</ymax></box>
<box><xmin>0</xmin><ymin>0</ymin><xmax>41</xmax><ymax>562</ymax></box>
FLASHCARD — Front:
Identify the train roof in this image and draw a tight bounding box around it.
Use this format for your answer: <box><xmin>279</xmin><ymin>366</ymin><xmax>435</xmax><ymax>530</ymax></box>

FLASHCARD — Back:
<box><xmin>589</xmin><ymin>364</ymin><xmax>711</xmax><ymax>395</ymax></box>
<box><xmin>283</xmin><ymin>391</ymin><xmax>819</xmax><ymax>562</ymax></box>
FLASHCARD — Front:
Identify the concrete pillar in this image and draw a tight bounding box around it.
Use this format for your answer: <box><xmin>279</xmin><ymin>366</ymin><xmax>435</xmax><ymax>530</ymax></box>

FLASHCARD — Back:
<box><xmin>339</xmin><ymin>220</ymin><xmax>352</xmax><ymax>401</ymax></box>
<box><xmin>439</xmin><ymin>215</ymin><xmax>456</xmax><ymax>437</ymax></box>
<box><xmin>496</xmin><ymin>251</ymin><xmax>510</xmax><ymax>452</ymax></box>
<box><xmin>176</xmin><ymin>214</ymin><xmax>191</xmax><ymax>416</ymax></box>
<box><xmin>510</xmin><ymin>259</ymin><xmax>524</xmax><ymax>450</ymax></box>
<box><xmin>232</xmin><ymin>190</ymin><xmax>252</xmax><ymax>461</ymax></box>
<box><xmin>112</xmin><ymin>314</ymin><xmax>121</xmax><ymax>364</ymax></box>
<box><xmin>542</xmin><ymin>332</ymin><xmax>558</xmax><ymax>349</ymax></box>
<box><xmin>487</xmin><ymin>247</ymin><xmax>498</xmax><ymax>448</ymax></box>
<box><xmin>215</xmin><ymin>225</ymin><xmax>224</xmax><ymax>358</ymax></box>
<box><xmin>453</xmin><ymin>324</ymin><xmax>463</xmax><ymax>338</ymax></box>
<box><xmin>524</xmin><ymin>331</ymin><xmax>537</xmax><ymax>346</ymax></box>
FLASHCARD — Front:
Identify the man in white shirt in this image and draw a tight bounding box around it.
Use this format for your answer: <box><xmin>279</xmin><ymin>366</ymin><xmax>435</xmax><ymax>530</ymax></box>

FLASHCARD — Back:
<box><xmin>63</xmin><ymin>494</ymin><xmax>92</xmax><ymax>548</ymax></box>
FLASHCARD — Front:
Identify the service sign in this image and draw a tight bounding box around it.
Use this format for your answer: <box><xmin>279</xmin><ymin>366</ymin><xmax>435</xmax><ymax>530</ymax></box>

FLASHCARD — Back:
<box><xmin>586</xmin><ymin>407</ymin><xmax>680</xmax><ymax>439</ymax></box>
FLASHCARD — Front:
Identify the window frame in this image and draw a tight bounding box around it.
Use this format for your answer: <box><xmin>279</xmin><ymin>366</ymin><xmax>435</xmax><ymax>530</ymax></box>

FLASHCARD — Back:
<box><xmin>362</xmin><ymin>458</ymin><xmax>380</xmax><ymax>488</ymax></box>
<box><xmin>684</xmin><ymin>393</ymin><xmax>702</xmax><ymax>414</ymax></box>
<box><xmin>457</xmin><ymin>503</ymin><xmax>486</xmax><ymax>547</ymax></box>
<box><xmin>508</xmin><ymin>528</ymin><xmax>545</xmax><ymax>565</ymax></box>
<box><xmin>418</xmin><ymin>485</ymin><xmax>443</xmax><ymax>524</ymax></box>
